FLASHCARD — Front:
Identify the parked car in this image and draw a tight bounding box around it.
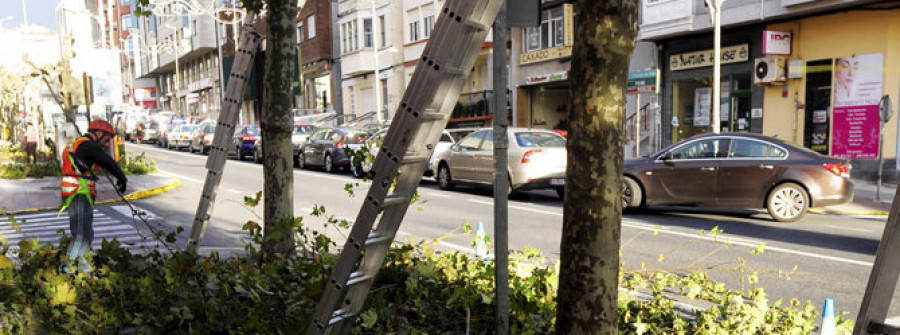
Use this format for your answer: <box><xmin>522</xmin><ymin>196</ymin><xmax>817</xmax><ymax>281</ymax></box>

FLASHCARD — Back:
<box><xmin>132</xmin><ymin>120</ymin><xmax>160</xmax><ymax>144</ymax></box>
<box><xmin>297</xmin><ymin>126</ymin><xmax>370</xmax><ymax>173</ymax></box>
<box><xmin>348</xmin><ymin>128</ymin><xmax>455</xmax><ymax>179</ymax></box>
<box><xmin>230</xmin><ymin>125</ymin><xmax>259</xmax><ymax>160</ymax></box>
<box><xmin>434</xmin><ymin>128</ymin><xmax>567</xmax><ymax>197</ymax></box>
<box><xmin>189</xmin><ymin>123</ymin><xmax>216</xmax><ymax>154</ymax></box>
<box><xmin>622</xmin><ymin>133</ymin><xmax>854</xmax><ymax>222</ymax></box>
<box><xmin>168</xmin><ymin>124</ymin><xmax>197</xmax><ymax>150</ymax></box>
<box><xmin>157</xmin><ymin>118</ymin><xmax>186</xmax><ymax>148</ymax></box>
<box><xmin>291</xmin><ymin>124</ymin><xmax>316</xmax><ymax>165</ymax></box>
<box><xmin>122</xmin><ymin>112</ymin><xmax>150</xmax><ymax>141</ymax></box>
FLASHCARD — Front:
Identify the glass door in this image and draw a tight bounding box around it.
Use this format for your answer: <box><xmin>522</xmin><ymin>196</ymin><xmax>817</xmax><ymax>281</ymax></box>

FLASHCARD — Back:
<box><xmin>727</xmin><ymin>91</ymin><xmax>752</xmax><ymax>132</ymax></box>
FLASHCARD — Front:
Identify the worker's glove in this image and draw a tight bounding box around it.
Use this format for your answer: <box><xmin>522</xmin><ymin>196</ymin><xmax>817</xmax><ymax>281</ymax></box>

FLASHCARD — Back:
<box><xmin>116</xmin><ymin>178</ymin><xmax>127</xmax><ymax>194</ymax></box>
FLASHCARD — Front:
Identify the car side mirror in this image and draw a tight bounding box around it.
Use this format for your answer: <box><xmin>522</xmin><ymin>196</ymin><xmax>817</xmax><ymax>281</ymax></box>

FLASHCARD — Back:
<box><xmin>451</xmin><ymin>144</ymin><xmax>459</xmax><ymax>151</ymax></box>
<box><xmin>662</xmin><ymin>152</ymin><xmax>675</xmax><ymax>162</ymax></box>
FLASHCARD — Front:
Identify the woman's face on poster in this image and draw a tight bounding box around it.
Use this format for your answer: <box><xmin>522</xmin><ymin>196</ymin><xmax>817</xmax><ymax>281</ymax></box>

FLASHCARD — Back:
<box><xmin>836</xmin><ymin>57</ymin><xmax>858</xmax><ymax>88</ymax></box>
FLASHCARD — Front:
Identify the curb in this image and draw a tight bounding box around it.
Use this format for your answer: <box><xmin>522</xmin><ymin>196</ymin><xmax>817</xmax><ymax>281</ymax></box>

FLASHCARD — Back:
<box><xmin>808</xmin><ymin>208</ymin><xmax>890</xmax><ymax>216</ymax></box>
<box><xmin>1</xmin><ymin>178</ymin><xmax>182</xmax><ymax>216</ymax></box>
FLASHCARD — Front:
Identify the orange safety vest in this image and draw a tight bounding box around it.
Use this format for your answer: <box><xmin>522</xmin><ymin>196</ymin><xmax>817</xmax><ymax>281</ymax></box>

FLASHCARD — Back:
<box><xmin>60</xmin><ymin>137</ymin><xmax>100</xmax><ymax>211</ymax></box>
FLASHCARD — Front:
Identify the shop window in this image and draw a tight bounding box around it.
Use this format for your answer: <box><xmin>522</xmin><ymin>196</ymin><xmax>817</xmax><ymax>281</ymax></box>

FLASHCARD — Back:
<box><xmin>671</xmin><ymin>77</ymin><xmax>712</xmax><ymax>142</ymax></box>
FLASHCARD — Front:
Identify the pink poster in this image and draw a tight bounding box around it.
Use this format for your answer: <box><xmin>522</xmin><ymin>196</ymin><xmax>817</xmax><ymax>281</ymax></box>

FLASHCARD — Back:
<box><xmin>831</xmin><ymin>53</ymin><xmax>883</xmax><ymax>159</ymax></box>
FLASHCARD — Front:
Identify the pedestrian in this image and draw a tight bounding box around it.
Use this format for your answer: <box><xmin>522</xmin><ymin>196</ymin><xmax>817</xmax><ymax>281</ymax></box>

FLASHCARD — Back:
<box><xmin>59</xmin><ymin>120</ymin><xmax>128</xmax><ymax>274</ymax></box>
<box><xmin>24</xmin><ymin>121</ymin><xmax>38</xmax><ymax>164</ymax></box>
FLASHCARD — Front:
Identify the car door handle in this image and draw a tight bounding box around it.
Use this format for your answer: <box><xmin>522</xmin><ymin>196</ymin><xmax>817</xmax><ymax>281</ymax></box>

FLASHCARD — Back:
<box><xmin>759</xmin><ymin>164</ymin><xmax>774</xmax><ymax>169</ymax></box>
<box><xmin>700</xmin><ymin>167</ymin><xmax>716</xmax><ymax>171</ymax></box>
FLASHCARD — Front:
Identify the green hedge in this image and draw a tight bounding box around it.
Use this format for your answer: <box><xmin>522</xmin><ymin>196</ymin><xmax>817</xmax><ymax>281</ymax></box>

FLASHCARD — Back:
<box><xmin>0</xmin><ymin>218</ymin><xmax>854</xmax><ymax>334</ymax></box>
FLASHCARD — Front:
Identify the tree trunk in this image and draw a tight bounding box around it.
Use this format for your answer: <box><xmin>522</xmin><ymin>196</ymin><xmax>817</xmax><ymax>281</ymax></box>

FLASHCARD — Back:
<box><xmin>555</xmin><ymin>1</ymin><xmax>638</xmax><ymax>334</ymax></box>
<box><xmin>260</xmin><ymin>0</ymin><xmax>298</xmax><ymax>260</ymax></box>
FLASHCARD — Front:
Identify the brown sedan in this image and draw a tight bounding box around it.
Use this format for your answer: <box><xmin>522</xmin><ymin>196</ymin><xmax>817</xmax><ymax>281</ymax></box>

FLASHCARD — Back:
<box><xmin>622</xmin><ymin>133</ymin><xmax>854</xmax><ymax>222</ymax></box>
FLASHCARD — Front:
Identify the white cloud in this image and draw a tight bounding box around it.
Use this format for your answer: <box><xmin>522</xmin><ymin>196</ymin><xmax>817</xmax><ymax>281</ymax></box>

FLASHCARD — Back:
<box><xmin>0</xmin><ymin>25</ymin><xmax>60</xmax><ymax>70</ymax></box>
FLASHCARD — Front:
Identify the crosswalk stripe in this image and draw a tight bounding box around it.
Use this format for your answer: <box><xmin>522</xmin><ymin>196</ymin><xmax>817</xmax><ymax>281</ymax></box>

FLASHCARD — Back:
<box><xmin>0</xmin><ymin>207</ymin><xmax>163</xmax><ymax>255</ymax></box>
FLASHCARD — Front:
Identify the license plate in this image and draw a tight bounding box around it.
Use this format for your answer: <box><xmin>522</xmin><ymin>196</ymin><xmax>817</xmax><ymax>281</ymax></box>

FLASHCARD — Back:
<box><xmin>550</xmin><ymin>178</ymin><xmax>565</xmax><ymax>186</ymax></box>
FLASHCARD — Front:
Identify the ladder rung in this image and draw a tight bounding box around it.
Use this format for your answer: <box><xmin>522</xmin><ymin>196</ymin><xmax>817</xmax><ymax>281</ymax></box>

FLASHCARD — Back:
<box><xmin>464</xmin><ymin>18</ymin><xmax>488</xmax><ymax>31</ymax></box>
<box><xmin>329</xmin><ymin>308</ymin><xmax>352</xmax><ymax>325</ymax></box>
<box><xmin>420</xmin><ymin>112</ymin><xmax>446</xmax><ymax>121</ymax></box>
<box><xmin>383</xmin><ymin>195</ymin><xmax>411</xmax><ymax>206</ymax></box>
<box><xmin>440</xmin><ymin>66</ymin><xmax>465</xmax><ymax>75</ymax></box>
<box><xmin>347</xmin><ymin>271</ymin><xmax>374</xmax><ymax>286</ymax></box>
<box><xmin>402</xmin><ymin>155</ymin><xmax>429</xmax><ymax>164</ymax></box>
<box><xmin>365</xmin><ymin>232</ymin><xmax>391</xmax><ymax>246</ymax></box>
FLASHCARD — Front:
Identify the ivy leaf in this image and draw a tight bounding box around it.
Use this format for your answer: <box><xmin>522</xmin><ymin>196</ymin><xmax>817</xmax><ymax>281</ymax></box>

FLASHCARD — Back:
<box><xmin>50</xmin><ymin>281</ymin><xmax>78</xmax><ymax>306</ymax></box>
<box><xmin>0</xmin><ymin>255</ymin><xmax>13</xmax><ymax>269</ymax></box>
<box><xmin>18</xmin><ymin>239</ymin><xmax>34</xmax><ymax>255</ymax></box>
<box><xmin>244</xmin><ymin>191</ymin><xmax>262</xmax><ymax>207</ymax></box>
<box><xmin>360</xmin><ymin>309</ymin><xmax>378</xmax><ymax>328</ymax></box>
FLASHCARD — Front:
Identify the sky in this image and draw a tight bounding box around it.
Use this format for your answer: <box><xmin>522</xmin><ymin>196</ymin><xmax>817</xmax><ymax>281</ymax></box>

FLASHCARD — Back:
<box><xmin>1</xmin><ymin>0</ymin><xmax>61</xmax><ymax>31</ymax></box>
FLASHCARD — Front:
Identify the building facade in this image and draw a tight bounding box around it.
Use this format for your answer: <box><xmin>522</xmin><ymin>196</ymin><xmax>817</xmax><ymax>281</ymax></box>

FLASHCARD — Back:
<box><xmin>640</xmin><ymin>0</ymin><xmax>900</xmax><ymax>181</ymax></box>
<box><xmin>297</xmin><ymin>0</ymin><xmax>335</xmax><ymax>113</ymax></box>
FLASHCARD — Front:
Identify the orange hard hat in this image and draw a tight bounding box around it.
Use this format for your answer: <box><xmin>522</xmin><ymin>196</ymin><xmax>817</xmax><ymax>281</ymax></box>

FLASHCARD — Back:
<box><xmin>88</xmin><ymin>120</ymin><xmax>115</xmax><ymax>135</ymax></box>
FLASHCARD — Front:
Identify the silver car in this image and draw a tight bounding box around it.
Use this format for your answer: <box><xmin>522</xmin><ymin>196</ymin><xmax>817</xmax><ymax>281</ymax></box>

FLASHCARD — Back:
<box><xmin>434</xmin><ymin>128</ymin><xmax>567</xmax><ymax>197</ymax></box>
<box><xmin>349</xmin><ymin>129</ymin><xmax>455</xmax><ymax>179</ymax></box>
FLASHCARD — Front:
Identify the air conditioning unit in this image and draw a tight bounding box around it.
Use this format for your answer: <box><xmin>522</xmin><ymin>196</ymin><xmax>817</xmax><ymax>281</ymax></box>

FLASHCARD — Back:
<box><xmin>754</xmin><ymin>56</ymin><xmax>786</xmax><ymax>84</ymax></box>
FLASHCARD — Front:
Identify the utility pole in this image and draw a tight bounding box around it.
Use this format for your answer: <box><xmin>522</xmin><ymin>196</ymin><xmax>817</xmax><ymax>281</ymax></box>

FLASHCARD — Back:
<box><xmin>330</xmin><ymin>0</ymin><xmax>344</xmax><ymax>124</ymax></box>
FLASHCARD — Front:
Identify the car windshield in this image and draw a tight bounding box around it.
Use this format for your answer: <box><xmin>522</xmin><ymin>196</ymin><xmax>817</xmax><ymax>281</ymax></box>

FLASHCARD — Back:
<box><xmin>245</xmin><ymin>125</ymin><xmax>260</xmax><ymax>135</ymax></box>
<box><xmin>294</xmin><ymin>125</ymin><xmax>313</xmax><ymax>133</ymax></box>
<box><xmin>181</xmin><ymin>125</ymin><xmax>198</xmax><ymax>132</ymax></box>
<box><xmin>514</xmin><ymin>132</ymin><xmax>566</xmax><ymax>148</ymax></box>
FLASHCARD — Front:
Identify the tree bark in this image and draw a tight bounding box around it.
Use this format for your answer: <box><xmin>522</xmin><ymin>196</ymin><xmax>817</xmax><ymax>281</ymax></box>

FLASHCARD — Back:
<box><xmin>555</xmin><ymin>1</ymin><xmax>638</xmax><ymax>334</ymax></box>
<box><xmin>260</xmin><ymin>0</ymin><xmax>298</xmax><ymax>260</ymax></box>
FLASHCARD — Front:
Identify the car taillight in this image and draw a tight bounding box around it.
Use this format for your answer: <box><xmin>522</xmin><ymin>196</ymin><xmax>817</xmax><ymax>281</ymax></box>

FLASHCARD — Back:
<box><xmin>137</xmin><ymin>125</ymin><xmax>143</xmax><ymax>131</ymax></box>
<box><xmin>204</xmin><ymin>134</ymin><xmax>212</xmax><ymax>142</ymax></box>
<box><xmin>823</xmin><ymin>163</ymin><xmax>850</xmax><ymax>178</ymax></box>
<box><xmin>336</xmin><ymin>135</ymin><xmax>345</xmax><ymax>148</ymax></box>
<box><xmin>242</xmin><ymin>135</ymin><xmax>256</xmax><ymax>141</ymax></box>
<box><xmin>521</xmin><ymin>149</ymin><xmax>543</xmax><ymax>163</ymax></box>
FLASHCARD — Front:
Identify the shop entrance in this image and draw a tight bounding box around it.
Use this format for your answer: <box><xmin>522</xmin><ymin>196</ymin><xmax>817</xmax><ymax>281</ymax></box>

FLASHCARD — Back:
<box><xmin>725</xmin><ymin>90</ymin><xmax>752</xmax><ymax>132</ymax></box>
<box><xmin>803</xmin><ymin>59</ymin><xmax>832</xmax><ymax>155</ymax></box>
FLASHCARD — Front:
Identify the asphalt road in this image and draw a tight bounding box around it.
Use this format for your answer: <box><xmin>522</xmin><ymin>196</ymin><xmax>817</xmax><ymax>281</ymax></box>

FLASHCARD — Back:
<box><xmin>126</xmin><ymin>142</ymin><xmax>896</xmax><ymax>322</ymax></box>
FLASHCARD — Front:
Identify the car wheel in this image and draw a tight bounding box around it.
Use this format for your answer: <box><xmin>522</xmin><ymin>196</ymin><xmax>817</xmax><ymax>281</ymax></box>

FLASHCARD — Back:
<box><xmin>555</xmin><ymin>187</ymin><xmax>565</xmax><ymax>200</ymax></box>
<box><xmin>298</xmin><ymin>152</ymin><xmax>307</xmax><ymax>169</ymax></box>
<box><xmin>767</xmin><ymin>183</ymin><xmax>808</xmax><ymax>223</ymax></box>
<box><xmin>437</xmin><ymin>163</ymin><xmax>454</xmax><ymax>190</ymax></box>
<box><xmin>324</xmin><ymin>154</ymin><xmax>335</xmax><ymax>173</ymax></box>
<box><xmin>622</xmin><ymin>177</ymin><xmax>644</xmax><ymax>212</ymax></box>
<box><xmin>350</xmin><ymin>158</ymin><xmax>364</xmax><ymax>178</ymax></box>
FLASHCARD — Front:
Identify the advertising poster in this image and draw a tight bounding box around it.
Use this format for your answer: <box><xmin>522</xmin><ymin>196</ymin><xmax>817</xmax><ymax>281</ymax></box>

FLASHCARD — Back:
<box><xmin>693</xmin><ymin>87</ymin><xmax>710</xmax><ymax>126</ymax></box>
<box><xmin>831</xmin><ymin>53</ymin><xmax>883</xmax><ymax>159</ymax></box>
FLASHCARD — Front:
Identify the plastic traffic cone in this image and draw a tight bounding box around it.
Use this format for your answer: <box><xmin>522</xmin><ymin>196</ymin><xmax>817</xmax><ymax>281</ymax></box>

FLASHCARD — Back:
<box><xmin>474</xmin><ymin>221</ymin><xmax>489</xmax><ymax>259</ymax></box>
<box><xmin>820</xmin><ymin>298</ymin><xmax>836</xmax><ymax>335</ymax></box>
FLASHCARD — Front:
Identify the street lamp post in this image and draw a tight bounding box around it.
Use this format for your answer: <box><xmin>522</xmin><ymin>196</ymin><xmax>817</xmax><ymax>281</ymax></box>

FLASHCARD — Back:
<box><xmin>705</xmin><ymin>0</ymin><xmax>726</xmax><ymax>134</ymax></box>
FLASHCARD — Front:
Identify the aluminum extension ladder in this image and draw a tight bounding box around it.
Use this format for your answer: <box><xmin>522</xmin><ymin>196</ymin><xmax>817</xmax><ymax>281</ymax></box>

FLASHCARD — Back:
<box><xmin>306</xmin><ymin>0</ymin><xmax>504</xmax><ymax>333</ymax></box>
<box><xmin>855</xmin><ymin>185</ymin><xmax>900</xmax><ymax>335</ymax></box>
<box><xmin>186</xmin><ymin>18</ymin><xmax>261</xmax><ymax>252</ymax></box>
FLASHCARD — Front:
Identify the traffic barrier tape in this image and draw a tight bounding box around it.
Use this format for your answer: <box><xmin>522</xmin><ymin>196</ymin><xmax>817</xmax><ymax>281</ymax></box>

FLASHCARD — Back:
<box><xmin>1</xmin><ymin>178</ymin><xmax>182</xmax><ymax>215</ymax></box>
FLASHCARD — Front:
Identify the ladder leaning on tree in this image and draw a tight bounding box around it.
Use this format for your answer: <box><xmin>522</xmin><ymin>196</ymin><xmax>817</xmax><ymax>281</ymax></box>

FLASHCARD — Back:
<box><xmin>306</xmin><ymin>0</ymin><xmax>504</xmax><ymax>333</ymax></box>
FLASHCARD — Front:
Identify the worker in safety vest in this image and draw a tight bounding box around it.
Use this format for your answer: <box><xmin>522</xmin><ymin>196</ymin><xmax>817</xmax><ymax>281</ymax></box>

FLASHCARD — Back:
<box><xmin>59</xmin><ymin>119</ymin><xmax>127</xmax><ymax>274</ymax></box>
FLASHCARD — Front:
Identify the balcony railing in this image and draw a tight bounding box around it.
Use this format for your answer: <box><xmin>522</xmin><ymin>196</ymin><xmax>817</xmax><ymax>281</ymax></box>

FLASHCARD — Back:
<box><xmin>450</xmin><ymin>90</ymin><xmax>493</xmax><ymax>120</ymax></box>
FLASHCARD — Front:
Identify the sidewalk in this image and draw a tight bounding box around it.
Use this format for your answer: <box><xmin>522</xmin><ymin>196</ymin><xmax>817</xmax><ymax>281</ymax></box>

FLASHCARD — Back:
<box><xmin>809</xmin><ymin>179</ymin><xmax>895</xmax><ymax>215</ymax></box>
<box><xmin>0</xmin><ymin>173</ymin><xmax>180</xmax><ymax>214</ymax></box>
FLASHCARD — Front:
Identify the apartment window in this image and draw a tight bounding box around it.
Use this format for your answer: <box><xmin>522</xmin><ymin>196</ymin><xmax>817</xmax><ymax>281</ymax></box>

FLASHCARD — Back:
<box><xmin>424</xmin><ymin>15</ymin><xmax>435</xmax><ymax>38</ymax></box>
<box><xmin>352</xmin><ymin>20</ymin><xmax>358</xmax><ymax>50</ymax></box>
<box><xmin>409</xmin><ymin>21</ymin><xmax>419</xmax><ymax>42</ymax></box>
<box><xmin>363</xmin><ymin>18</ymin><xmax>373</xmax><ymax>48</ymax></box>
<box><xmin>307</xmin><ymin>15</ymin><xmax>316</xmax><ymax>39</ymax></box>
<box><xmin>341</xmin><ymin>21</ymin><xmax>359</xmax><ymax>54</ymax></box>
<box><xmin>379</xmin><ymin>16</ymin><xmax>386</xmax><ymax>47</ymax></box>
<box><xmin>297</xmin><ymin>22</ymin><xmax>303</xmax><ymax>43</ymax></box>
<box><xmin>523</xmin><ymin>7</ymin><xmax>565</xmax><ymax>52</ymax></box>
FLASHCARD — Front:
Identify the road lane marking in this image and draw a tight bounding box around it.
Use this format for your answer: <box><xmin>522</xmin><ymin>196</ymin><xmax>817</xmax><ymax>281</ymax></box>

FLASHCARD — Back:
<box><xmin>822</xmin><ymin>224</ymin><xmax>874</xmax><ymax>233</ymax></box>
<box><xmin>158</xmin><ymin>169</ymin><xmax>204</xmax><ymax>183</ymax></box>
<box><xmin>624</xmin><ymin>222</ymin><xmax>873</xmax><ymax>267</ymax></box>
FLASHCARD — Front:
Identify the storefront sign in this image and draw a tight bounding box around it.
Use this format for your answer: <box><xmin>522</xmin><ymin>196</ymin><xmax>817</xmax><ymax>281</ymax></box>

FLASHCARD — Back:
<box><xmin>832</xmin><ymin>53</ymin><xmax>884</xmax><ymax>159</ymax></box>
<box><xmin>627</xmin><ymin>70</ymin><xmax>659</xmax><ymax>94</ymax></box>
<box><xmin>563</xmin><ymin>4</ymin><xmax>574</xmax><ymax>47</ymax></box>
<box><xmin>520</xmin><ymin>46</ymin><xmax>572</xmax><ymax>65</ymax></box>
<box><xmin>526</xmin><ymin>71</ymin><xmax>568</xmax><ymax>85</ymax></box>
<box><xmin>669</xmin><ymin>44</ymin><xmax>749</xmax><ymax>71</ymax></box>
<box><xmin>762</xmin><ymin>31</ymin><xmax>792</xmax><ymax>55</ymax></box>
